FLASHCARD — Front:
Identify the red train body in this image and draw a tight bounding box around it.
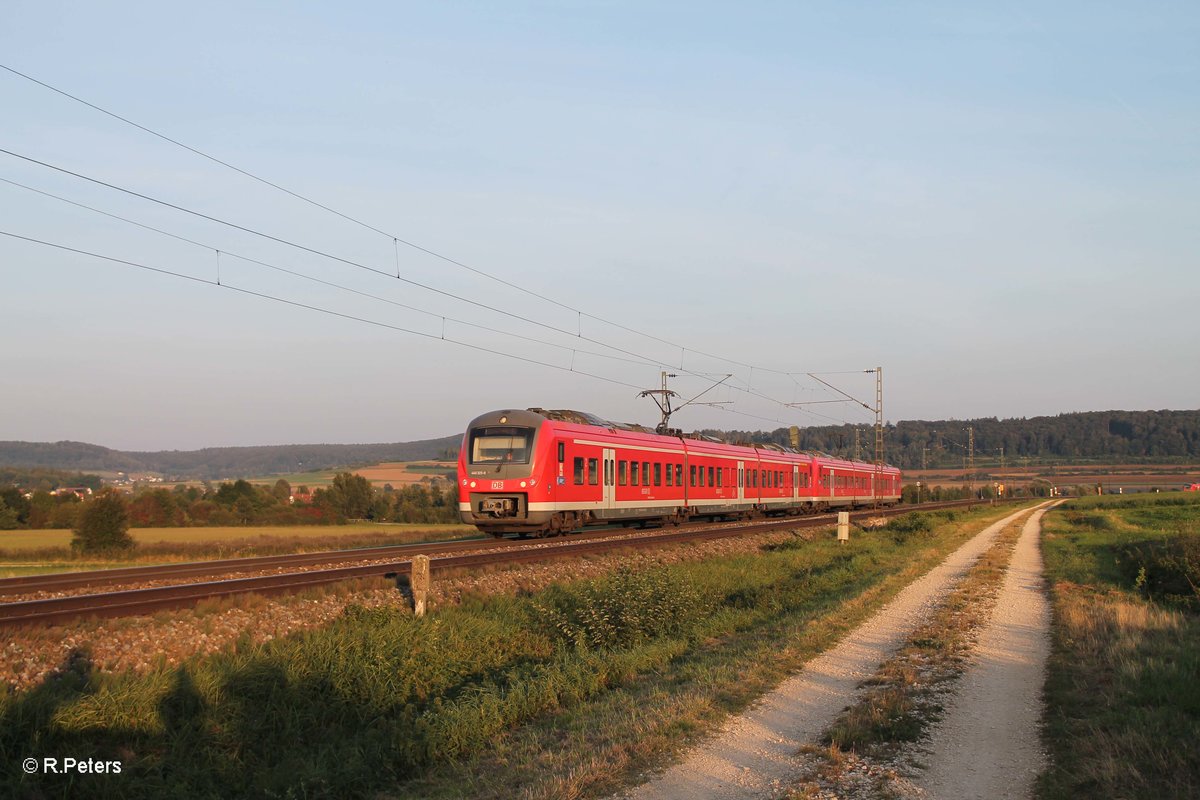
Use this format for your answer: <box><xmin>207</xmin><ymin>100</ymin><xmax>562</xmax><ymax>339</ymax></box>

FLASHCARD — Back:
<box><xmin>457</xmin><ymin>408</ymin><xmax>901</xmax><ymax>537</ymax></box>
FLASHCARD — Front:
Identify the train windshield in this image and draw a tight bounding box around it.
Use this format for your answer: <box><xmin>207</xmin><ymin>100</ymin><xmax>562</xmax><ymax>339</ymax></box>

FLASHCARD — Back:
<box><xmin>469</xmin><ymin>426</ymin><xmax>535</xmax><ymax>464</ymax></box>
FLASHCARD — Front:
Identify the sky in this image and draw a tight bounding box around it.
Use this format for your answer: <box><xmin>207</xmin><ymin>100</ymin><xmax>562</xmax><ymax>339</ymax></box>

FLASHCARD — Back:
<box><xmin>1</xmin><ymin>1</ymin><xmax>1197</xmax><ymax>451</ymax></box>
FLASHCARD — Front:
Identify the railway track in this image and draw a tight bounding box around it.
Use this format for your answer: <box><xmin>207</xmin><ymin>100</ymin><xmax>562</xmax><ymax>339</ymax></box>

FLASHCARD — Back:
<box><xmin>0</xmin><ymin>500</ymin><xmax>998</xmax><ymax>629</ymax></box>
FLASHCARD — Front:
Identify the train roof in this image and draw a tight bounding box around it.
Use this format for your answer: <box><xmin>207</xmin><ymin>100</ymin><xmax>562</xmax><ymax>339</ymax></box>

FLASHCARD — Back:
<box><xmin>470</xmin><ymin>408</ymin><xmax>898</xmax><ymax>470</ymax></box>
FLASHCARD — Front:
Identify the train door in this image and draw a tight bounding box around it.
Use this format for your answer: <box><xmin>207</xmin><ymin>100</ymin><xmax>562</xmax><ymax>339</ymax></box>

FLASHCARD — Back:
<box><xmin>602</xmin><ymin>448</ymin><xmax>616</xmax><ymax>510</ymax></box>
<box><xmin>737</xmin><ymin>460</ymin><xmax>745</xmax><ymax>501</ymax></box>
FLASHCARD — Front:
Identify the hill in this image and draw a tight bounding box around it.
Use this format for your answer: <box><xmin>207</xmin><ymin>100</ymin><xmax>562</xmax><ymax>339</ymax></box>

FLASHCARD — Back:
<box><xmin>3</xmin><ymin>409</ymin><xmax>1197</xmax><ymax>480</ymax></box>
<box><xmin>0</xmin><ymin>436</ymin><xmax>461</xmax><ymax>480</ymax></box>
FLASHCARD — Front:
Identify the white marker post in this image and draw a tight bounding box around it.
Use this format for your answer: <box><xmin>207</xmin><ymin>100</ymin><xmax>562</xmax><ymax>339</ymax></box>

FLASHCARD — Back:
<box><xmin>837</xmin><ymin>511</ymin><xmax>850</xmax><ymax>543</ymax></box>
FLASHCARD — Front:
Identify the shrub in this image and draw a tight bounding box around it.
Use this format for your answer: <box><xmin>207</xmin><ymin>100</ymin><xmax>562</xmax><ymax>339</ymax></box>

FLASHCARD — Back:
<box><xmin>71</xmin><ymin>490</ymin><xmax>135</xmax><ymax>554</ymax></box>
<box><xmin>1117</xmin><ymin>534</ymin><xmax>1200</xmax><ymax>611</ymax></box>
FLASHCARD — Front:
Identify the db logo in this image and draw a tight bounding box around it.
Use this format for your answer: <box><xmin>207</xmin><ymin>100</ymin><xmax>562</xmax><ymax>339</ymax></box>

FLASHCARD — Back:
<box><xmin>491</xmin><ymin>481</ymin><xmax>504</xmax><ymax>490</ymax></box>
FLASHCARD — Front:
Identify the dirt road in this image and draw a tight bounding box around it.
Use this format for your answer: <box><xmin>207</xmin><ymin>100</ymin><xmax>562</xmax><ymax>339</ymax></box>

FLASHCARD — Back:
<box><xmin>914</xmin><ymin>505</ymin><xmax>1053</xmax><ymax>799</ymax></box>
<box><xmin>616</xmin><ymin>503</ymin><xmax>1047</xmax><ymax>800</ymax></box>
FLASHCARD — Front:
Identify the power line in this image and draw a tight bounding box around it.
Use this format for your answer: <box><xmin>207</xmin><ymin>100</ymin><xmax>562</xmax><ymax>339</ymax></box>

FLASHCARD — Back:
<box><xmin>0</xmin><ymin>229</ymin><xmax>650</xmax><ymax>391</ymax></box>
<box><xmin>0</xmin><ymin>146</ymin><xmax>690</xmax><ymax>370</ymax></box>
<box><xmin>0</xmin><ymin>176</ymin><xmax>663</xmax><ymax>371</ymax></box>
<box><xmin>0</xmin><ymin>154</ymin><xmax>853</xmax><ymax>423</ymax></box>
<box><xmin>0</xmin><ymin>62</ymin><xmax>812</xmax><ymax>376</ymax></box>
<box><xmin>1</xmin><ymin>223</ymin><xmax>858</xmax><ymax>430</ymax></box>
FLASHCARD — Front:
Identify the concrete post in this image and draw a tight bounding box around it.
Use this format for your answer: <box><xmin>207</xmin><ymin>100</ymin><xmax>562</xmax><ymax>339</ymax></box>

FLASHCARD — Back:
<box><xmin>411</xmin><ymin>555</ymin><xmax>430</xmax><ymax>617</ymax></box>
<box><xmin>837</xmin><ymin>511</ymin><xmax>850</xmax><ymax>543</ymax></box>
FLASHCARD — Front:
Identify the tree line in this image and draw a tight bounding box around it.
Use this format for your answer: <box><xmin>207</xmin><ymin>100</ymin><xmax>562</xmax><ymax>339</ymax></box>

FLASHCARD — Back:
<box><xmin>708</xmin><ymin>409</ymin><xmax>1200</xmax><ymax>469</ymax></box>
<box><xmin>0</xmin><ymin>474</ymin><xmax>459</xmax><ymax>532</ymax></box>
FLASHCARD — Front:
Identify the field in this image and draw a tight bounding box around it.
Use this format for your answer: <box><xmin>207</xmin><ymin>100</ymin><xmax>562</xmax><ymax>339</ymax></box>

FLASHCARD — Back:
<box><xmin>0</xmin><ymin>523</ymin><xmax>476</xmax><ymax>576</ymax></box>
<box><xmin>238</xmin><ymin>461</ymin><xmax>457</xmax><ymax>489</ymax></box>
<box><xmin>1038</xmin><ymin>492</ymin><xmax>1200</xmax><ymax>799</ymax></box>
<box><xmin>909</xmin><ymin>462</ymin><xmax>1200</xmax><ymax>493</ymax></box>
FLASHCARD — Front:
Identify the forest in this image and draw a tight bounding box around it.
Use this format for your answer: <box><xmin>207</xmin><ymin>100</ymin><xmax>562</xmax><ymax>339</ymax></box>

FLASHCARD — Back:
<box><xmin>709</xmin><ymin>409</ymin><xmax>1200</xmax><ymax>469</ymax></box>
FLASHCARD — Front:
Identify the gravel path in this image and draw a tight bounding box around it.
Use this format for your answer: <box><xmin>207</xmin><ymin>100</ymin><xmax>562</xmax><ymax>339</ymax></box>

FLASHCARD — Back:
<box><xmin>616</xmin><ymin>504</ymin><xmax>1045</xmax><ymax>800</ymax></box>
<box><xmin>914</xmin><ymin>505</ymin><xmax>1053</xmax><ymax>800</ymax></box>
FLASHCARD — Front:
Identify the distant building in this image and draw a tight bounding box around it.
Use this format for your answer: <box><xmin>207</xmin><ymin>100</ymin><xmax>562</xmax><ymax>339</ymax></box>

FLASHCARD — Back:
<box><xmin>52</xmin><ymin>487</ymin><xmax>94</xmax><ymax>499</ymax></box>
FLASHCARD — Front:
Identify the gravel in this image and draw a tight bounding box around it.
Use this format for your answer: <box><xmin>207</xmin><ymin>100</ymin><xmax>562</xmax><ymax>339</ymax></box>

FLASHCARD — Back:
<box><xmin>613</xmin><ymin>504</ymin><xmax>1046</xmax><ymax>800</ymax></box>
<box><xmin>911</xmin><ymin>504</ymin><xmax>1053</xmax><ymax>800</ymax></box>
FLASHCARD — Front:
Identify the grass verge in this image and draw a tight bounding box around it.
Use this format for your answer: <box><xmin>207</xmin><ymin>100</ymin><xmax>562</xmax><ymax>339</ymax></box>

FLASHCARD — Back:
<box><xmin>1038</xmin><ymin>492</ymin><xmax>1200</xmax><ymax>800</ymax></box>
<box><xmin>0</xmin><ymin>504</ymin><xmax>1029</xmax><ymax>800</ymax></box>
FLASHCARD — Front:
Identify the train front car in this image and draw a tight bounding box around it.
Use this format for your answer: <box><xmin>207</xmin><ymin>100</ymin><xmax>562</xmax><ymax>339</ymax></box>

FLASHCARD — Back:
<box><xmin>457</xmin><ymin>409</ymin><xmax>554</xmax><ymax>537</ymax></box>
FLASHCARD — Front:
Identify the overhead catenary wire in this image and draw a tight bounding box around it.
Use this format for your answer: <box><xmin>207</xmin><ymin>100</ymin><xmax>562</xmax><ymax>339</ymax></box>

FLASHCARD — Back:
<box><xmin>0</xmin><ymin>147</ymin><xmax>695</xmax><ymax>369</ymax></box>
<box><xmin>0</xmin><ymin>229</ymin><xmax>650</xmax><ymax>391</ymax></box>
<box><xmin>0</xmin><ymin>222</ymin><xmax>856</xmax><ymax>429</ymax></box>
<box><xmin>0</xmin><ymin>62</ymin><xmax>815</xmax><ymax>377</ymax></box>
<box><xmin>0</xmin><ymin>157</ymin><xmax>855</xmax><ymax>427</ymax></box>
<box><xmin>0</xmin><ymin>176</ymin><xmax>664</xmax><ymax>371</ymax></box>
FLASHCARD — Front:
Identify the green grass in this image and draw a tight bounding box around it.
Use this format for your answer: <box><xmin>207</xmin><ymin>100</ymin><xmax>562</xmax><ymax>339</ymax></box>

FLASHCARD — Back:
<box><xmin>1038</xmin><ymin>492</ymin><xmax>1200</xmax><ymax>800</ymax></box>
<box><xmin>0</xmin><ymin>504</ymin><xmax>1031</xmax><ymax>800</ymax></box>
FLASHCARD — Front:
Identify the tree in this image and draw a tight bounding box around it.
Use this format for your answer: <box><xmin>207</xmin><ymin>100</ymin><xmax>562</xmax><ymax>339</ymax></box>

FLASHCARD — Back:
<box><xmin>324</xmin><ymin>472</ymin><xmax>375</xmax><ymax>519</ymax></box>
<box><xmin>271</xmin><ymin>478</ymin><xmax>292</xmax><ymax>504</ymax></box>
<box><xmin>0</xmin><ymin>497</ymin><xmax>19</xmax><ymax>530</ymax></box>
<box><xmin>129</xmin><ymin>489</ymin><xmax>183</xmax><ymax>527</ymax></box>
<box><xmin>73</xmin><ymin>490</ymin><xmax>135</xmax><ymax>554</ymax></box>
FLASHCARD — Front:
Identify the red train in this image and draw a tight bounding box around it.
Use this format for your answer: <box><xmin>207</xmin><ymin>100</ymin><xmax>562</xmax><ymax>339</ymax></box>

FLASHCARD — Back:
<box><xmin>457</xmin><ymin>408</ymin><xmax>901</xmax><ymax>537</ymax></box>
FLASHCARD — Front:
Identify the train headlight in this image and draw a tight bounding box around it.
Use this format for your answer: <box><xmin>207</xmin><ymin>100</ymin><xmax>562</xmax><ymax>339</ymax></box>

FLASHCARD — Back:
<box><xmin>469</xmin><ymin>481</ymin><xmax>477</xmax><ymax>488</ymax></box>
<box><xmin>520</xmin><ymin>481</ymin><xmax>527</xmax><ymax>488</ymax></box>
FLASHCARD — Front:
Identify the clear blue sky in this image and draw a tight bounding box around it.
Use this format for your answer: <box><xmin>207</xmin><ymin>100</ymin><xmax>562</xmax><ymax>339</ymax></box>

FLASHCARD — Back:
<box><xmin>1</xmin><ymin>1</ymin><xmax>1196</xmax><ymax>450</ymax></box>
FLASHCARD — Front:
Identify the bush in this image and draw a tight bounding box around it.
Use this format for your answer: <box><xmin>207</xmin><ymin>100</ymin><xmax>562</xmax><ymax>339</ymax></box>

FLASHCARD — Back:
<box><xmin>1117</xmin><ymin>534</ymin><xmax>1200</xmax><ymax>611</ymax></box>
<box><xmin>532</xmin><ymin>568</ymin><xmax>714</xmax><ymax>651</ymax></box>
<box><xmin>71</xmin><ymin>491</ymin><xmax>135</xmax><ymax>554</ymax></box>
<box><xmin>884</xmin><ymin>513</ymin><xmax>936</xmax><ymax>543</ymax></box>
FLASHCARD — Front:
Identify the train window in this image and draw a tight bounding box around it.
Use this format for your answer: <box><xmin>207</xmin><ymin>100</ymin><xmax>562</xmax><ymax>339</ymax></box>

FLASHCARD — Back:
<box><xmin>643</xmin><ymin>462</ymin><xmax>650</xmax><ymax>484</ymax></box>
<box><xmin>705</xmin><ymin>466</ymin><xmax>712</xmax><ymax>487</ymax></box>
<box><xmin>716</xmin><ymin>468</ymin><xmax>722</xmax><ymax>488</ymax></box>
<box><xmin>697</xmin><ymin>466</ymin><xmax>704</xmax><ymax>487</ymax></box>
<box><xmin>665</xmin><ymin>464</ymin><xmax>673</xmax><ymax>486</ymax></box>
<box><xmin>618</xmin><ymin>460</ymin><xmax>627</xmax><ymax>486</ymax></box>
<box><xmin>690</xmin><ymin>465</ymin><xmax>696</xmax><ymax>487</ymax></box>
<box><xmin>469</xmin><ymin>426</ymin><xmax>534</xmax><ymax>464</ymax></box>
<box><xmin>631</xmin><ymin>461</ymin><xmax>640</xmax><ymax>486</ymax></box>
<box><xmin>588</xmin><ymin>458</ymin><xmax>599</xmax><ymax>485</ymax></box>
<box><xmin>557</xmin><ymin>442</ymin><xmax>564</xmax><ymax>463</ymax></box>
<box><xmin>573</xmin><ymin>457</ymin><xmax>584</xmax><ymax>485</ymax></box>
<box><xmin>676</xmin><ymin>464</ymin><xmax>683</xmax><ymax>485</ymax></box>
<box><xmin>654</xmin><ymin>463</ymin><xmax>662</xmax><ymax>486</ymax></box>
